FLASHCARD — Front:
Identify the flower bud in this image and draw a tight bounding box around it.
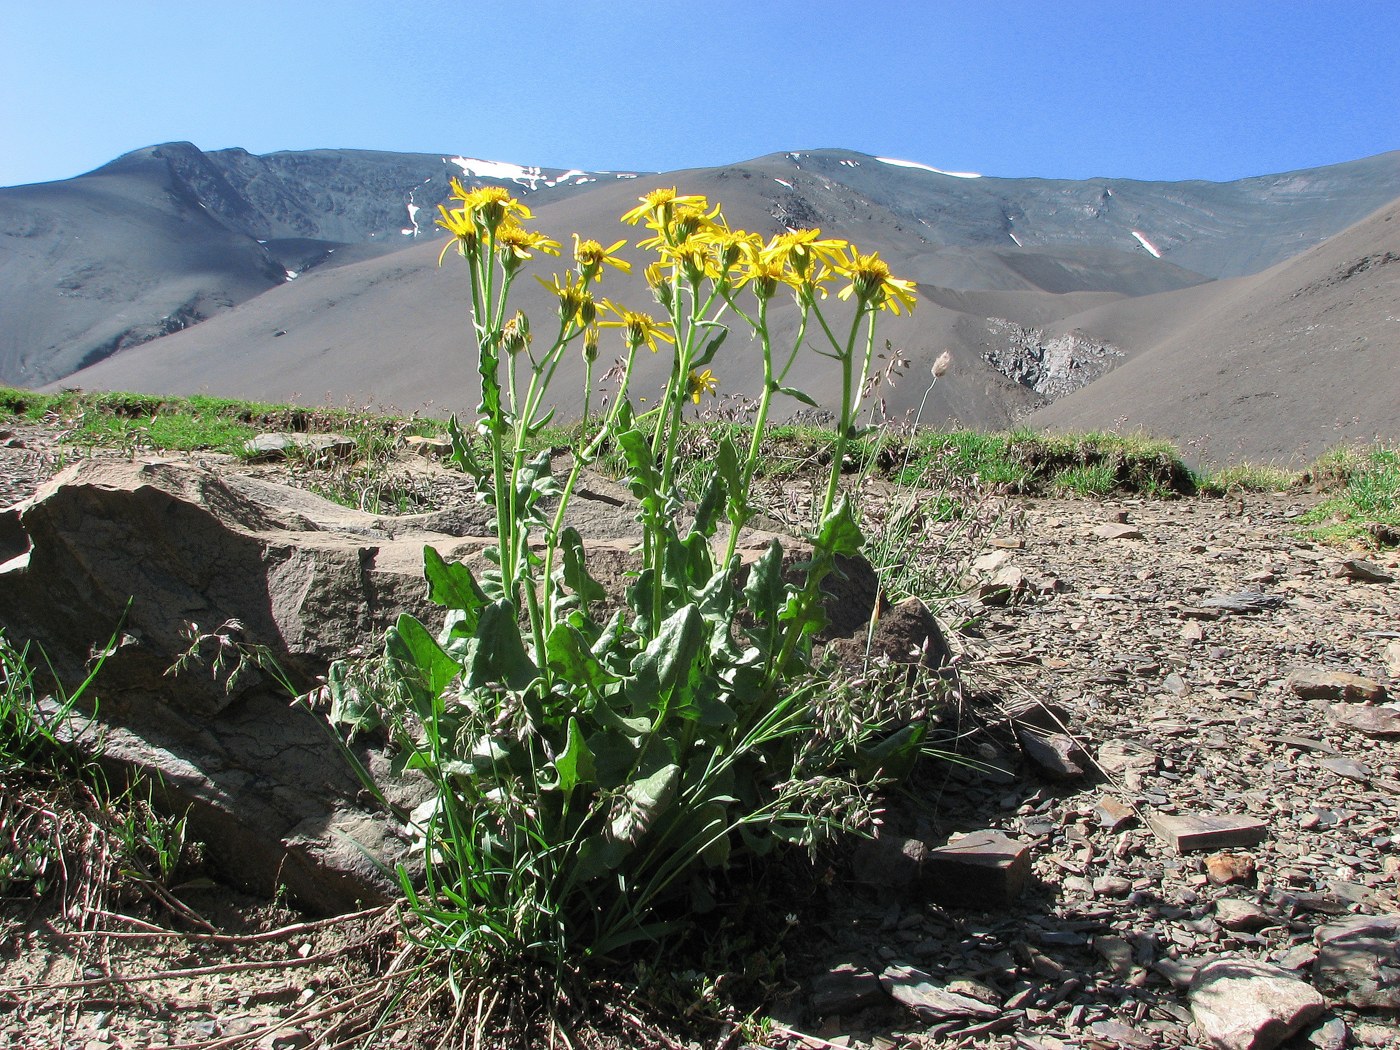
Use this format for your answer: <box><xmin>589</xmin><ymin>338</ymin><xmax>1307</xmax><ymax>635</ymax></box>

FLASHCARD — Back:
<box><xmin>932</xmin><ymin>350</ymin><xmax>952</xmax><ymax>378</ymax></box>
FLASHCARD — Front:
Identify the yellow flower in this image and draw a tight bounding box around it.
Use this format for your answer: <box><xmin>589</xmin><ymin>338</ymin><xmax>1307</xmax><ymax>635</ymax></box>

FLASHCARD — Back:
<box><xmin>598</xmin><ymin>299</ymin><xmax>675</xmax><ymax>352</ymax></box>
<box><xmin>660</xmin><ymin>241</ymin><xmax>721</xmax><ymax>284</ymax></box>
<box><xmin>582</xmin><ymin>325</ymin><xmax>600</xmax><ymax>362</ymax></box>
<box><xmin>772</xmin><ymin>229</ymin><xmax>848</xmax><ymax>277</ymax></box>
<box><xmin>494</xmin><ymin>222</ymin><xmax>560</xmax><ymax>271</ymax></box>
<box><xmin>687</xmin><ymin>368</ymin><xmax>718</xmax><ymax>404</ymax></box>
<box><xmin>435</xmin><ymin>203</ymin><xmax>479</xmax><ymax>264</ymax></box>
<box><xmin>573</xmin><ymin>235</ymin><xmax>631</xmax><ymax>280</ymax></box>
<box><xmin>502</xmin><ymin>310</ymin><xmax>532</xmax><ymax>355</ymax></box>
<box><xmin>834</xmin><ymin>249</ymin><xmax>917</xmax><ymax>314</ymax></box>
<box><xmin>620</xmin><ymin>187</ymin><xmax>708</xmax><ymax>227</ymax></box>
<box><xmin>535</xmin><ymin>272</ymin><xmax>595</xmax><ymax>326</ymax></box>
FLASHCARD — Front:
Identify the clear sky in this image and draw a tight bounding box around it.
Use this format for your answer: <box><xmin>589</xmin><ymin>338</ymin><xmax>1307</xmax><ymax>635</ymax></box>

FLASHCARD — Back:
<box><xmin>2</xmin><ymin>1</ymin><xmax>1397</xmax><ymax>189</ymax></box>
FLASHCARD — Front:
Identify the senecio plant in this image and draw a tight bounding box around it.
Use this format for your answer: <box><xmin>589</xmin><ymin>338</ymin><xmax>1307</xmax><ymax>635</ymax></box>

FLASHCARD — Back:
<box><xmin>334</xmin><ymin>179</ymin><xmax>927</xmax><ymax>977</ymax></box>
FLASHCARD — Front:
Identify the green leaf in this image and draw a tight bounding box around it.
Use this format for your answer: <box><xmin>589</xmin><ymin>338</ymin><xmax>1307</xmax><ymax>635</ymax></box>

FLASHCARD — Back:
<box><xmin>815</xmin><ymin>495</ymin><xmax>865</xmax><ymax>558</ymax></box>
<box><xmin>631</xmin><ymin>604</ymin><xmax>703</xmax><ymax>702</ymax></box>
<box><xmin>446</xmin><ymin>414</ymin><xmax>485</xmax><ymax>478</ymax></box>
<box><xmin>692</xmin><ymin>325</ymin><xmax>728</xmax><ymax>368</ymax></box>
<box><xmin>464</xmin><ymin>602</ymin><xmax>538</xmax><ymax>691</ymax></box>
<box><xmin>326</xmin><ymin>660</ymin><xmax>381</xmax><ymax>734</ymax></box>
<box><xmin>556</xmin><ymin>526</ymin><xmax>606</xmax><ymax>607</ymax></box>
<box><xmin>777</xmin><ymin>386</ymin><xmax>819</xmax><ymax>409</ymax></box>
<box><xmin>743</xmin><ymin>541</ymin><xmax>787</xmax><ymax>623</ymax></box>
<box><xmin>607</xmin><ymin>763</ymin><xmax>679</xmax><ymax>848</ymax></box>
<box><xmin>854</xmin><ymin>721</ymin><xmax>928</xmax><ymax>781</ymax></box>
<box><xmin>553</xmin><ymin>717</ymin><xmax>596</xmax><ymax>792</ymax></box>
<box><xmin>385</xmin><ymin>614</ymin><xmax>458</xmax><ymax>715</ymax></box>
<box><xmin>545</xmin><ymin>621</ymin><xmax>616</xmax><ymax>698</ymax></box>
<box><xmin>423</xmin><ymin>547</ymin><xmax>489</xmax><ymax>619</ymax></box>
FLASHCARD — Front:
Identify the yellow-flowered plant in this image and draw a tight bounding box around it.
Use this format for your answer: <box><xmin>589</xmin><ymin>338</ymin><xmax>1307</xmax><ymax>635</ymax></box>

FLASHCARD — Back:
<box><xmin>337</xmin><ymin>181</ymin><xmax>924</xmax><ymax>983</ymax></box>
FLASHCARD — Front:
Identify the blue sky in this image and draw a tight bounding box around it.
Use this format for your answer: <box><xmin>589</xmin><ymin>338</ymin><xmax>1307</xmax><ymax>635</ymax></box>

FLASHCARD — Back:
<box><xmin>2</xmin><ymin>1</ymin><xmax>1397</xmax><ymax>188</ymax></box>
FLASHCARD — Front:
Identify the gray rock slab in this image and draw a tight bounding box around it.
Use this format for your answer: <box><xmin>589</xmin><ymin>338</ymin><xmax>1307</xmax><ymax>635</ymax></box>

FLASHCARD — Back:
<box><xmin>1329</xmin><ymin>703</ymin><xmax>1400</xmax><ymax>737</ymax></box>
<box><xmin>1313</xmin><ymin>915</ymin><xmax>1400</xmax><ymax>1008</ymax></box>
<box><xmin>1289</xmin><ymin>668</ymin><xmax>1388</xmax><ymax>702</ymax></box>
<box><xmin>810</xmin><ymin>963</ymin><xmax>885</xmax><ymax>1016</ymax></box>
<box><xmin>1189</xmin><ymin>958</ymin><xmax>1326</xmax><ymax>1050</ymax></box>
<box><xmin>1017</xmin><ymin>729</ymin><xmax>1088</xmax><ymax>780</ymax></box>
<box><xmin>879</xmin><ymin>964</ymin><xmax>1000</xmax><ymax>1021</ymax></box>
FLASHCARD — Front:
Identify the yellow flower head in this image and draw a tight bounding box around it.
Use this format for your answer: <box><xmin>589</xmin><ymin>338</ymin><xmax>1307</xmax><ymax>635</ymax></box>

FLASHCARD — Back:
<box><xmin>835</xmin><ymin>249</ymin><xmax>917</xmax><ymax>315</ymax></box>
<box><xmin>687</xmin><ymin>367</ymin><xmax>719</xmax><ymax>404</ymax></box>
<box><xmin>661</xmin><ymin>241</ymin><xmax>720</xmax><ymax>284</ymax></box>
<box><xmin>620</xmin><ymin>187</ymin><xmax>708</xmax><ymax>227</ymax></box>
<box><xmin>535</xmin><ymin>272</ymin><xmax>596</xmax><ymax>326</ymax></box>
<box><xmin>435</xmin><ymin>203</ymin><xmax>479</xmax><ymax>264</ymax></box>
<box><xmin>773</xmin><ymin>229</ymin><xmax>848</xmax><ymax>277</ymax></box>
<box><xmin>733</xmin><ymin>249</ymin><xmax>792</xmax><ymax>301</ymax></box>
<box><xmin>494</xmin><ymin>222</ymin><xmax>560</xmax><ymax>271</ymax></box>
<box><xmin>573</xmin><ymin>235</ymin><xmax>631</xmax><ymax>280</ymax></box>
<box><xmin>582</xmin><ymin>325</ymin><xmax>600</xmax><ymax>362</ymax></box>
<box><xmin>598</xmin><ymin>299</ymin><xmax>675</xmax><ymax>352</ymax></box>
<box><xmin>502</xmin><ymin>310</ymin><xmax>532</xmax><ymax>355</ymax></box>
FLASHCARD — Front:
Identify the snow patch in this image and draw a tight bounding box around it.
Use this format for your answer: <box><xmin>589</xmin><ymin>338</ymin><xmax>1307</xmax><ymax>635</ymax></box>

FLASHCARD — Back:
<box><xmin>449</xmin><ymin>156</ymin><xmax>548</xmax><ymax>190</ymax></box>
<box><xmin>1009</xmin><ymin>231</ymin><xmax>1023</xmax><ymax>247</ymax></box>
<box><xmin>574</xmin><ymin>176</ymin><xmax>594</xmax><ymax>185</ymax></box>
<box><xmin>774</xmin><ymin>178</ymin><xmax>792</xmax><ymax>189</ymax></box>
<box><xmin>839</xmin><ymin>159</ymin><xmax>860</xmax><ymax>167</ymax></box>
<box><xmin>875</xmin><ymin>157</ymin><xmax>982</xmax><ymax>178</ymax></box>
<box><xmin>285</xmin><ymin>270</ymin><xmax>299</xmax><ymax>280</ymax></box>
<box><xmin>1130</xmin><ymin>230</ymin><xmax>1162</xmax><ymax>258</ymax></box>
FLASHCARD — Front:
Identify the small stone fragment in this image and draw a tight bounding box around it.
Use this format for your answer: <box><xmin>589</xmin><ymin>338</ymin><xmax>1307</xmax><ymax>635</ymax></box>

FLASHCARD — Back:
<box><xmin>1215</xmin><ymin>898</ymin><xmax>1272</xmax><ymax>932</ymax></box>
<box><xmin>1384</xmin><ymin>639</ymin><xmax>1400</xmax><ymax>679</ymax></box>
<box><xmin>879</xmin><ymin>964</ymin><xmax>1001</xmax><ymax>1021</ymax></box>
<box><xmin>1182</xmin><ymin>620</ymin><xmax>1206</xmax><ymax>643</ymax></box>
<box><xmin>1332</xmin><ymin>558</ymin><xmax>1394</xmax><ymax>583</ymax></box>
<box><xmin>1094</xmin><ymin>795</ymin><xmax>1138</xmax><ymax>832</ymax></box>
<box><xmin>1094</xmin><ymin>522</ymin><xmax>1144</xmax><ymax>540</ymax></box>
<box><xmin>810</xmin><ymin>963</ymin><xmax>885</xmax><ymax>1015</ymax></box>
<box><xmin>1198</xmin><ymin>590</ymin><xmax>1285</xmax><ymax>614</ymax></box>
<box><xmin>1093</xmin><ymin>935</ymin><xmax>1135</xmax><ymax>978</ymax></box>
<box><xmin>1288</xmin><ymin>669</ymin><xmax>1388</xmax><ymax>703</ymax></box>
<box><xmin>1150</xmin><ymin>813</ymin><xmax>1268</xmax><ymax>854</ymax></box>
<box><xmin>1206</xmin><ymin>852</ymin><xmax>1257</xmax><ymax>886</ymax></box>
<box><xmin>1313</xmin><ymin>915</ymin><xmax>1400</xmax><ymax>1008</ymax></box>
<box><xmin>243</xmin><ymin>432</ymin><xmax>356</xmax><ymax>462</ymax></box>
<box><xmin>1017</xmin><ymin>729</ymin><xmax>1088</xmax><ymax>781</ymax></box>
<box><xmin>1305</xmin><ymin>1017</ymin><xmax>1348</xmax><ymax>1050</ymax></box>
<box><xmin>1329</xmin><ymin>703</ymin><xmax>1400</xmax><ymax>737</ymax></box>
<box><xmin>1189</xmin><ymin>958</ymin><xmax>1325</xmax><ymax>1050</ymax></box>
<box><xmin>921</xmin><ymin>830</ymin><xmax>1030</xmax><ymax>909</ymax></box>
<box><xmin>1093</xmin><ymin>875</ymin><xmax>1133</xmax><ymax>898</ymax></box>
<box><xmin>1089</xmin><ymin>1020</ymin><xmax>1156</xmax><ymax>1048</ymax></box>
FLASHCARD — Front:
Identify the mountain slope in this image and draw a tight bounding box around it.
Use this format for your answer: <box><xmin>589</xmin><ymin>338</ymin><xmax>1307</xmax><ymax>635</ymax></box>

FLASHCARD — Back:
<box><xmin>0</xmin><ymin>143</ymin><xmax>642</xmax><ymax>385</ymax></box>
<box><xmin>1030</xmin><ymin>195</ymin><xmax>1400</xmax><ymax>464</ymax></box>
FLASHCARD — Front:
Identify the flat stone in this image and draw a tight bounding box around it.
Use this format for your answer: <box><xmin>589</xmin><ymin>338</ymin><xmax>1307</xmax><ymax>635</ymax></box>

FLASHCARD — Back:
<box><xmin>243</xmin><ymin>432</ymin><xmax>356</xmax><ymax>462</ymax></box>
<box><xmin>1198</xmin><ymin>590</ymin><xmax>1285</xmax><ymax>614</ymax></box>
<box><xmin>1306</xmin><ymin>1017</ymin><xmax>1348</xmax><ymax>1050</ymax></box>
<box><xmin>1094</xmin><ymin>522</ymin><xmax>1143</xmax><ymax>540</ymax></box>
<box><xmin>1189</xmin><ymin>958</ymin><xmax>1325</xmax><ymax>1050</ymax></box>
<box><xmin>1329</xmin><ymin>703</ymin><xmax>1400</xmax><ymax>736</ymax></box>
<box><xmin>1206</xmin><ymin>852</ymin><xmax>1258</xmax><ymax>885</ymax></box>
<box><xmin>810</xmin><ymin>963</ymin><xmax>885</xmax><ymax>1016</ymax></box>
<box><xmin>1385</xmin><ymin>639</ymin><xmax>1400</xmax><ymax>679</ymax></box>
<box><xmin>1332</xmin><ymin>558</ymin><xmax>1394</xmax><ymax>583</ymax></box>
<box><xmin>1150</xmin><ymin>813</ymin><xmax>1268</xmax><ymax>854</ymax></box>
<box><xmin>403</xmin><ymin>435</ymin><xmax>452</xmax><ymax>458</ymax></box>
<box><xmin>922</xmin><ymin>830</ymin><xmax>1030</xmax><ymax>909</ymax></box>
<box><xmin>1017</xmin><ymin>729</ymin><xmax>1088</xmax><ymax>780</ymax></box>
<box><xmin>1094</xmin><ymin>795</ymin><xmax>1138</xmax><ymax>832</ymax></box>
<box><xmin>1093</xmin><ymin>935</ymin><xmax>1135</xmax><ymax>978</ymax></box>
<box><xmin>879</xmin><ymin>964</ymin><xmax>1000</xmax><ymax>1021</ymax></box>
<box><xmin>1289</xmin><ymin>669</ymin><xmax>1388</xmax><ymax>703</ymax></box>
<box><xmin>1093</xmin><ymin>875</ymin><xmax>1133</xmax><ymax>898</ymax></box>
<box><xmin>1215</xmin><ymin>899</ymin><xmax>1273</xmax><ymax>932</ymax></box>
<box><xmin>1313</xmin><ymin>915</ymin><xmax>1400</xmax><ymax>1008</ymax></box>
<box><xmin>1313</xmin><ymin>755</ymin><xmax>1370</xmax><ymax>782</ymax></box>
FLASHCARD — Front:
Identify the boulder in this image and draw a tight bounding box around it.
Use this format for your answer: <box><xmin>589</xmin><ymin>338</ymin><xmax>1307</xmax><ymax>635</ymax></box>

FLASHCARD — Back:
<box><xmin>1313</xmin><ymin>915</ymin><xmax>1400</xmax><ymax>1008</ymax></box>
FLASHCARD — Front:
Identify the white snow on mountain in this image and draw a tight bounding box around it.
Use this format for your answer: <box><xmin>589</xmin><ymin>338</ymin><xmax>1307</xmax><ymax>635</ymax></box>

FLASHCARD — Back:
<box><xmin>875</xmin><ymin>157</ymin><xmax>982</xmax><ymax>178</ymax></box>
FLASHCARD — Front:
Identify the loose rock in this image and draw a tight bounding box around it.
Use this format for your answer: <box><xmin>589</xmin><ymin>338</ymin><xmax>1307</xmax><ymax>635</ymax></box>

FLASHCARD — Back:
<box><xmin>1150</xmin><ymin>813</ymin><xmax>1268</xmax><ymax>854</ymax></box>
<box><xmin>922</xmin><ymin>830</ymin><xmax>1030</xmax><ymax>909</ymax></box>
<box><xmin>879</xmin><ymin>964</ymin><xmax>1001</xmax><ymax>1022</ymax></box>
<box><xmin>1288</xmin><ymin>668</ymin><xmax>1388</xmax><ymax>703</ymax></box>
<box><xmin>1206</xmin><ymin>852</ymin><xmax>1257</xmax><ymax>885</ymax></box>
<box><xmin>1313</xmin><ymin>915</ymin><xmax>1400</xmax><ymax>1008</ymax></box>
<box><xmin>1189</xmin><ymin>958</ymin><xmax>1325</xmax><ymax>1050</ymax></box>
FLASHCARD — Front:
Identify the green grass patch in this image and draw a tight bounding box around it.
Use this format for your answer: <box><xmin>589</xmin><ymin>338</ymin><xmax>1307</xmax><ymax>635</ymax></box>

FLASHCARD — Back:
<box><xmin>1195</xmin><ymin>463</ymin><xmax>1299</xmax><ymax>495</ymax></box>
<box><xmin>1297</xmin><ymin>444</ymin><xmax>1400</xmax><ymax>546</ymax></box>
